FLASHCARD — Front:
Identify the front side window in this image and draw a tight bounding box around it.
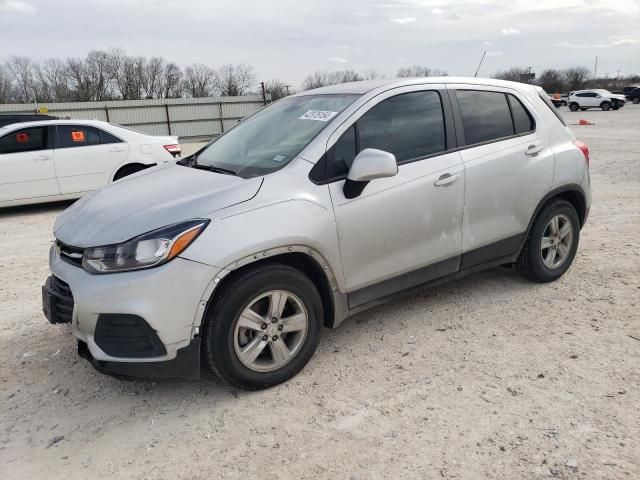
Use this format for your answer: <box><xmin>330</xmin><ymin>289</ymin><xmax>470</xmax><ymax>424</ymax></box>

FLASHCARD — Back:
<box><xmin>194</xmin><ymin>94</ymin><xmax>360</xmax><ymax>178</ymax></box>
<box><xmin>56</xmin><ymin>125</ymin><xmax>101</xmax><ymax>148</ymax></box>
<box><xmin>456</xmin><ymin>90</ymin><xmax>514</xmax><ymax>145</ymax></box>
<box><xmin>0</xmin><ymin>127</ymin><xmax>48</xmax><ymax>154</ymax></box>
<box><xmin>333</xmin><ymin>90</ymin><xmax>447</xmax><ymax>177</ymax></box>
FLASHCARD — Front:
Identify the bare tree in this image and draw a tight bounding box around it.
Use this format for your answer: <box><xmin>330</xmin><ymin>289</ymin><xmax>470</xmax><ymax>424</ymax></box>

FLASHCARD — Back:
<box><xmin>85</xmin><ymin>50</ymin><xmax>113</xmax><ymax>100</ymax></box>
<box><xmin>161</xmin><ymin>62</ymin><xmax>183</xmax><ymax>98</ymax></box>
<box><xmin>302</xmin><ymin>71</ymin><xmax>332</xmax><ymax>90</ymax></box>
<box><xmin>493</xmin><ymin>67</ymin><xmax>530</xmax><ymax>82</ymax></box>
<box><xmin>143</xmin><ymin>56</ymin><xmax>165</xmax><ymax>98</ymax></box>
<box><xmin>214</xmin><ymin>64</ymin><xmax>256</xmax><ymax>96</ymax></box>
<box><xmin>537</xmin><ymin>69</ymin><xmax>565</xmax><ymax>93</ymax></box>
<box><xmin>362</xmin><ymin>68</ymin><xmax>384</xmax><ymax>80</ymax></box>
<box><xmin>301</xmin><ymin>70</ymin><xmax>365</xmax><ymax>90</ymax></box>
<box><xmin>397</xmin><ymin>65</ymin><xmax>438</xmax><ymax>77</ymax></box>
<box><xmin>42</xmin><ymin>58</ymin><xmax>72</xmax><ymax>102</ymax></box>
<box><xmin>264</xmin><ymin>79</ymin><xmax>290</xmax><ymax>101</ymax></box>
<box><xmin>0</xmin><ymin>64</ymin><xmax>14</xmax><ymax>103</ymax></box>
<box><xmin>7</xmin><ymin>56</ymin><xmax>36</xmax><ymax>103</ymax></box>
<box><xmin>563</xmin><ymin>66</ymin><xmax>591</xmax><ymax>91</ymax></box>
<box><xmin>183</xmin><ymin>64</ymin><xmax>216</xmax><ymax>97</ymax></box>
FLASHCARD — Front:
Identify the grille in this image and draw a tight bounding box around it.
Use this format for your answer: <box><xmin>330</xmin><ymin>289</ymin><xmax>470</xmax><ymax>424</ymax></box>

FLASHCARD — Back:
<box><xmin>49</xmin><ymin>276</ymin><xmax>74</xmax><ymax>324</ymax></box>
<box><xmin>57</xmin><ymin>240</ymin><xmax>84</xmax><ymax>268</ymax></box>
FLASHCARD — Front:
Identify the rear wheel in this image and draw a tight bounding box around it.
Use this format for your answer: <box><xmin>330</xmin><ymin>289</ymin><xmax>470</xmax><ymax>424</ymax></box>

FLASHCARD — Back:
<box><xmin>516</xmin><ymin>199</ymin><xmax>580</xmax><ymax>283</ymax></box>
<box><xmin>600</xmin><ymin>101</ymin><xmax>611</xmax><ymax>111</ymax></box>
<box><xmin>203</xmin><ymin>264</ymin><xmax>322</xmax><ymax>390</ymax></box>
<box><xmin>569</xmin><ymin>102</ymin><xmax>579</xmax><ymax>112</ymax></box>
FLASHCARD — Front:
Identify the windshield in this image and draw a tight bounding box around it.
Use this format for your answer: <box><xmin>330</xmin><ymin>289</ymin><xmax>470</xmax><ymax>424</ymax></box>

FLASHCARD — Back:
<box><xmin>194</xmin><ymin>94</ymin><xmax>360</xmax><ymax>177</ymax></box>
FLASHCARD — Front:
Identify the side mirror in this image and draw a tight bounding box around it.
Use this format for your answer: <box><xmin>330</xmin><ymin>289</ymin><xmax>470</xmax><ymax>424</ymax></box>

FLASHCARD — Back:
<box><xmin>344</xmin><ymin>148</ymin><xmax>398</xmax><ymax>199</ymax></box>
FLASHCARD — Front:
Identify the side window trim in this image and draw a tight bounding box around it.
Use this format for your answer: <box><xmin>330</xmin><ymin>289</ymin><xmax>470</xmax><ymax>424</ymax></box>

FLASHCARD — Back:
<box><xmin>449</xmin><ymin>88</ymin><xmax>537</xmax><ymax>150</ymax></box>
<box><xmin>312</xmin><ymin>88</ymin><xmax>456</xmax><ymax>185</ymax></box>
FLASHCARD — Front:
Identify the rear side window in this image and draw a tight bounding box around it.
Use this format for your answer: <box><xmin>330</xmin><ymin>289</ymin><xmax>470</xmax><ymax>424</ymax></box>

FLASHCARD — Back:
<box><xmin>508</xmin><ymin>94</ymin><xmax>534</xmax><ymax>134</ymax></box>
<box><xmin>56</xmin><ymin>125</ymin><xmax>101</xmax><ymax>148</ymax></box>
<box><xmin>456</xmin><ymin>90</ymin><xmax>514</xmax><ymax>145</ymax></box>
<box><xmin>0</xmin><ymin>127</ymin><xmax>48</xmax><ymax>154</ymax></box>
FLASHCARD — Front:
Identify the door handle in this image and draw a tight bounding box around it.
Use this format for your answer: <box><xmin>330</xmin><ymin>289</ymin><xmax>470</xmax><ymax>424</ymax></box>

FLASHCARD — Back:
<box><xmin>109</xmin><ymin>148</ymin><xmax>125</xmax><ymax>153</ymax></box>
<box><xmin>434</xmin><ymin>173</ymin><xmax>461</xmax><ymax>187</ymax></box>
<box><xmin>34</xmin><ymin>155</ymin><xmax>50</xmax><ymax>161</ymax></box>
<box><xmin>525</xmin><ymin>144</ymin><xmax>543</xmax><ymax>156</ymax></box>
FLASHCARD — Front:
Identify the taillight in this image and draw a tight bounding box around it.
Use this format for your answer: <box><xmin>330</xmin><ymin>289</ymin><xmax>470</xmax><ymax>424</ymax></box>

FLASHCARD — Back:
<box><xmin>163</xmin><ymin>144</ymin><xmax>181</xmax><ymax>156</ymax></box>
<box><xmin>573</xmin><ymin>140</ymin><xmax>589</xmax><ymax>167</ymax></box>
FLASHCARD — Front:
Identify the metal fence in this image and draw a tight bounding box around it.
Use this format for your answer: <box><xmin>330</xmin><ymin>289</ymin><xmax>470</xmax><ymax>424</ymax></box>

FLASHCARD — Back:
<box><xmin>0</xmin><ymin>95</ymin><xmax>269</xmax><ymax>142</ymax></box>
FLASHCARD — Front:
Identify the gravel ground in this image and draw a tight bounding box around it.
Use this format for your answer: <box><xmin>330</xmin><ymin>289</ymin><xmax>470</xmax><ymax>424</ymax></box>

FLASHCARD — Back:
<box><xmin>1</xmin><ymin>106</ymin><xmax>639</xmax><ymax>480</ymax></box>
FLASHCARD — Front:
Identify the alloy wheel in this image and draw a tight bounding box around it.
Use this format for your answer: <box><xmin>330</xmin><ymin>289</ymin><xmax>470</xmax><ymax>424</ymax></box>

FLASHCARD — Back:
<box><xmin>540</xmin><ymin>214</ymin><xmax>574</xmax><ymax>269</ymax></box>
<box><xmin>233</xmin><ymin>290</ymin><xmax>309</xmax><ymax>372</ymax></box>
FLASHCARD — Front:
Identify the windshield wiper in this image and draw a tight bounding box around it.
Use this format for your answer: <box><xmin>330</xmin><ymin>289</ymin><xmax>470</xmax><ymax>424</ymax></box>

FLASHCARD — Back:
<box><xmin>208</xmin><ymin>166</ymin><xmax>237</xmax><ymax>176</ymax></box>
<box><xmin>189</xmin><ymin>162</ymin><xmax>237</xmax><ymax>176</ymax></box>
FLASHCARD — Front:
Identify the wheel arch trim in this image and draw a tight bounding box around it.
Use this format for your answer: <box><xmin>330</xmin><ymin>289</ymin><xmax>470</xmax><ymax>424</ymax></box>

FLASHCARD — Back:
<box><xmin>193</xmin><ymin>245</ymin><xmax>342</xmax><ymax>332</ymax></box>
<box><xmin>519</xmin><ymin>184</ymin><xmax>587</xmax><ymax>253</ymax></box>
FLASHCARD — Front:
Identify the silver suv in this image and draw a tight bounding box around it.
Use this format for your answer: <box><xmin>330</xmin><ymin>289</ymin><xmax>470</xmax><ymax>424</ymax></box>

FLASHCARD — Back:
<box><xmin>43</xmin><ymin>77</ymin><xmax>591</xmax><ymax>389</ymax></box>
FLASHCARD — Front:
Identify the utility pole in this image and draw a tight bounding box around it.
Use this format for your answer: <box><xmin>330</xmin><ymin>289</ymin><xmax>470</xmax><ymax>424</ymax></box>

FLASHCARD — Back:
<box><xmin>593</xmin><ymin>56</ymin><xmax>598</xmax><ymax>87</ymax></box>
<box><xmin>285</xmin><ymin>85</ymin><xmax>290</xmax><ymax>96</ymax></box>
<box><xmin>474</xmin><ymin>51</ymin><xmax>486</xmax><ymax>77</ymax></box>
<box><xmin>260</xmin><ymin>81</ymin><xmax>267</xmax><ymax>105</ymax></box>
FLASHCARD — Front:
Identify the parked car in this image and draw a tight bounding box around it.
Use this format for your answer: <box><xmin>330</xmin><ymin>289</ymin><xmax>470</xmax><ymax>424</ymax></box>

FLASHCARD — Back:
<box><xmin>0</xmin><ymin>114</ymin><xmax>58</xmax><ymax>128</ymax></box>
<box><xmin>624</xmin><ymin>87</ymin><xmax>640</xmax><ymax>104</ymax></box>
<box><xmin>43</xmin><ymin>77</ymin><xmax>591</xmax><ymax>390</ymax></box>
<box><xmin>0</xmin><ymin>119</ymin><xmax>181</xmax><ymax>207</ymax></box>
<box><xmin>568</xmin><ymin>89</ymin><xmax>626</xmax><ymax>111</ymax></box>
<box><xmin>621</xmin><ymin>85</ymin><xmax>640</xmax><ymax>96</ymax></box>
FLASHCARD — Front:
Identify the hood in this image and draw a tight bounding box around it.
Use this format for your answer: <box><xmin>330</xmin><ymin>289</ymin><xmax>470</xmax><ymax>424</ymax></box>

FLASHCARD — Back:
<box><xmin>54</xmin><ymin>163</ymin><xmax>262</xmax><ymax>247</ymax></box>
<box><xmin>611</xmin><ymin>94</ymin><xmax>626</xmax><ymax>101</ymax></box>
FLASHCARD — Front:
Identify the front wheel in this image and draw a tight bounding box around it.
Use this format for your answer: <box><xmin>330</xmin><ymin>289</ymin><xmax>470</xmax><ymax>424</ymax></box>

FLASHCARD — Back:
<box><xmin>569</xmin><ymin>102</ymin><xmax>579</xmax><ymax>112</ymax></box>
<box><xmin>633</xmin><ymin>97</ymin><xmax>640</xmax><ymax>104</ymax></box>
<box><xmin>203</xmin><ymin>264</ymin><xmax>322</xmax><ymax>390</ymax></box>
<box><xmin>516</xmin><ymin>199</ymin><xmax>580</xmax><ymax>283</ymax></box>
<box><xmin>601</xmin><ymin>101</ymin><xmax>611</xmax><ymax>111</ymax></box>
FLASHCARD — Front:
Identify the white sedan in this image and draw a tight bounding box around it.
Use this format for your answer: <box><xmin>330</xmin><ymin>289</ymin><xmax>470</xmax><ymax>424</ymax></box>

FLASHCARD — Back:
<box><xmin>0</xmin><ymin>119</ymin><xmax>181</xmax><ymax>207</ymax></box>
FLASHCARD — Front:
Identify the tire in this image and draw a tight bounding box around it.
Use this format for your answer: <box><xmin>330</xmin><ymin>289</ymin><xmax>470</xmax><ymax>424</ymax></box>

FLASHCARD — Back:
<box><xmin>569</xmin><ymin>102</ymin><xmax>579</xmax><ymax>112</ymax></box>
<box><xmin>516</xmin><ymin>199</ymin><xmax>580</xmax><ymax>283</ymax></box>
<box><xmin>633</xmin><ymin>97</ymin><xmax>640</xmax><ymax>104</ymax></box>
<box><xmin>113</xmin><ymin>164</ymin><xmax>148</xmax><ymax>181</ymax></box>
<box><xmin>600</xmin><ymin>101</ymin><xmax>611</xmax><ymax>111</ymax></box>
<box><xmin>203</xmin><ymin>264</ymin><xmax>323</xmax><ymax>390</ymax></box>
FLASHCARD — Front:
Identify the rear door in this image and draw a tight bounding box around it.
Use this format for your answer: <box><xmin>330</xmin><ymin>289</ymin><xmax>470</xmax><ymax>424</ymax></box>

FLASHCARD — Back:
<box><xmin>53</xmin><ymin>124</ymin><xmax>129</xmax><ymax>194</ymax></box>
<box><xmin>0</xmin><ymin>125</ymin><xmax>59</xmax><ymax>202</ymax></box>
<box><xmin>448</xmin><ymin>86</ymin><xmax>554</xmax><ymax>268</ymax></box>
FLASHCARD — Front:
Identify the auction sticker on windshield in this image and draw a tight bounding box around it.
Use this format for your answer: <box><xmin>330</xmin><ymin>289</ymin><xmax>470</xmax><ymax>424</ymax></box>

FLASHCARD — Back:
<box><xmin>299</xmin><ymin>110</ymin><xmax>338</xmax><ymax>122</ymax></box>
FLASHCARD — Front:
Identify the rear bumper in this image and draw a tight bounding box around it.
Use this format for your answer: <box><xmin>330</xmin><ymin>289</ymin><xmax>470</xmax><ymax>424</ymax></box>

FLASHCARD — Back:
<box><xmin>77</xmin><ymin>337</ymin><xmax>201</xmax><ymax>380</ymax></box>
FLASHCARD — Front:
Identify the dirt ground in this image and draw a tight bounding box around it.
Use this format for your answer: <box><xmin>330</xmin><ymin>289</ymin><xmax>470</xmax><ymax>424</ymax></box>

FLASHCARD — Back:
<box><xmin>1</xmin><ymin>106</ymin><xmax>639</xmax><ymax>480</ymax></box>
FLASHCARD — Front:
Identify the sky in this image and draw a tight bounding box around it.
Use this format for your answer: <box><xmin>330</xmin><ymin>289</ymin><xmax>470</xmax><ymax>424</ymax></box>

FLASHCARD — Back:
<box><xmin>1</xmin><ymin>0</ymin><xmax>639</xmax><ymax>87</ymax></box>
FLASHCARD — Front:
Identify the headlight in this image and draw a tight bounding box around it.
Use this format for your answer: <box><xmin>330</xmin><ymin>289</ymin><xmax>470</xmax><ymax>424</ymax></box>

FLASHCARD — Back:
<box><xmin>82</xmin><ymin>219</ymin><xmax>209</xmax><ymax>273</ymax></box>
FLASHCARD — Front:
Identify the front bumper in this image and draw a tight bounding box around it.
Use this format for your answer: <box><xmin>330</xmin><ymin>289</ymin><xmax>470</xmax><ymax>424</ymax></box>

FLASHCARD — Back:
<box><xmin>46</xmin><ymin>244</ymin><xmax>220</xmax><ymax>379</ymax></box>
<box><xmin>77</xmin><ymin>337</ymin><xmax>201</xmax><ymax>380</ymax></box>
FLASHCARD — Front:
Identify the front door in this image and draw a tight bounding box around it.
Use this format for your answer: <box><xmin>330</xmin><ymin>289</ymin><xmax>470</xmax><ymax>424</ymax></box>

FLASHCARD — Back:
<box><xmin>0</xmin><ymin>125</ymin><xmax>59</xmax><ymax>203</ymax></box>
<box><xmin>327</xmin><ymin>87</ymin><xmax>465</xmax><ymax>307</ymax></box>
